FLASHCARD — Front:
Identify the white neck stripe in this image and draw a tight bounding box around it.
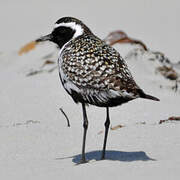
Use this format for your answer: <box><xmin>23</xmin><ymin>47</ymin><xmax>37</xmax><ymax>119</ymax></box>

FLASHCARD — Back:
<box><xmin>54</xmin><ymin>22</ymin><xmax>84</xmax><ymax>39</ymax></box>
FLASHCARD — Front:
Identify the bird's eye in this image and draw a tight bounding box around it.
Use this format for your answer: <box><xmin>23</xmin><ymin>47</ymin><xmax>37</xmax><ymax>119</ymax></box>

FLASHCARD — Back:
<box><xmin>59</xmin><ymin>27</ymin><xmax>67</xmax><ymax>34</ymax></box>
<box><xmin>52</xmin><ymin>26</ymin><xmax>70</xmax><ymax>38</ymax></box>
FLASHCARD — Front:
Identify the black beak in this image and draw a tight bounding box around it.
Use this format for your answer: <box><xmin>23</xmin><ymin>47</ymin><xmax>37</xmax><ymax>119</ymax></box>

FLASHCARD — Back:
<box><xmin>36</xmin><ymin>34</ymin><xmax>53</xmax><ymax>42</ymax></box>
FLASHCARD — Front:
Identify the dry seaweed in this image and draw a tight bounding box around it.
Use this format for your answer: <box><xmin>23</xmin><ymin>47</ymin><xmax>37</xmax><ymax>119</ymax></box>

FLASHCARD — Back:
<box><xmin>41</xmin><ymin>60</ymin><xmax>55</xmax><ymax>68</ymax></box>
<box><xmin>18</xmin><ymin>41</ymin><xmax>39</xmax><ymax>55</ymax></box>
<box><xmin>159</xmin><ymin>116</ymin><xmax>180</xmax><ymax>124</ymax></box>
<box><xmin>104</xmin><ymin>30</ymin><xmax>147</xmax><ymax>50</ymax></box>
<box><xmin>110</xmin><ymin>124</ymin><xmax>124</xmax><ymax>130</ymax></box>
<box><xmin>156</xmin><ymin>66</ymin><xmax>178</xmax><ymax>80</ymax></box>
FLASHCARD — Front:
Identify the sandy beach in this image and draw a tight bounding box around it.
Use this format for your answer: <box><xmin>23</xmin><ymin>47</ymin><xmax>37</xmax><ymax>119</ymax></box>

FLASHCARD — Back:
<box><xmin>0</xmin><ymin>0</ymin><xmax>180</xmax><ymax>179</ymax></box>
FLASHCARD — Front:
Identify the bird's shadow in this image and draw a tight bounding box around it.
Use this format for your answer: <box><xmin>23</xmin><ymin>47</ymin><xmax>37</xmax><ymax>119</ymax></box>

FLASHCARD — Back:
<box><xmin>56</xmin><ymin>150</ymin><xmax>156</xmax><ymax>164</ymax></box>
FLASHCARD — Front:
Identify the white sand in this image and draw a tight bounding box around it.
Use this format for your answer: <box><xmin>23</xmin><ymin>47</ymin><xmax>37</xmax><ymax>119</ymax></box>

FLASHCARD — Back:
<box><xmin>0</xmin><ymin>0</ymin><xmax>180</xmax><ymax>179</ymax></box>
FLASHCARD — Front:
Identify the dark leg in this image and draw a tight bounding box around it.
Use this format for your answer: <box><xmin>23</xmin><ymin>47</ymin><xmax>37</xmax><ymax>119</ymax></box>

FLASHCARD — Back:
<box><xmin>101</xmin><ymin>107</ymin><xmax>110</xmax><ymax>160</ymax></box>
<box><xmin>80</xmin><ymin>103</ymin><xmax>88</xmax><ymax>163</ymax></box>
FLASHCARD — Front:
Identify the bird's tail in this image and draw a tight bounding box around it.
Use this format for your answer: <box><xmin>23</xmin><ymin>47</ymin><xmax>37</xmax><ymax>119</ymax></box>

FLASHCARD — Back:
<box><xmin>137</xmin><ymin>89</ymin><xmax>160</xmax><ymax>101</ymax></box>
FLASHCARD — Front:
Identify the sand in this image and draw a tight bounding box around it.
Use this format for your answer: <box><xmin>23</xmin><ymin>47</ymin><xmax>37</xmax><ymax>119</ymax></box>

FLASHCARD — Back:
<box><xmin>0</xmin><ymin>0</ymin><xmax>180</xmax><ymax>179</ymax></box>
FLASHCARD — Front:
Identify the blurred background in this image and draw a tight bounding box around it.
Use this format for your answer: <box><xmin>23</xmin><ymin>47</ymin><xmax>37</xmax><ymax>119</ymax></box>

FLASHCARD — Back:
<box><xmin>0</xmin><ymin>0</ymin><xmax>179</xmax><ymax>61</ymax></box>
<box><xmin>0</xmin><ymin>1</ymin><xmax>180</xmax><ymax>179</ymax></box>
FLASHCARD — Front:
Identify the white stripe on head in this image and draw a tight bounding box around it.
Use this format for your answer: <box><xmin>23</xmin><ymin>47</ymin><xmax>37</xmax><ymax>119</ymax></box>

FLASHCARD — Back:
<box><xmin>54</xmin><ymin>22</ymin><xmax>84</xmax><ymax>39</ymax></box>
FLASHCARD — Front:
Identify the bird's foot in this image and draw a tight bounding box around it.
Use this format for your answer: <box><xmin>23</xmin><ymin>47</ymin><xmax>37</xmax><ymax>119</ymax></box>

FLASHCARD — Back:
<box><xmin>101</xmin><ymin>150</ymin><xmax>106</xmax><ymax>160</ymax></box>
<box><xmin>77</xmin><ymin>158</ymin><xmax>89</xmax><ymax>165</ymax></box>
<box><xmin>101</xmin><ymin>156</ymin><xmax>105</xmax><ymax>160</ymax></box>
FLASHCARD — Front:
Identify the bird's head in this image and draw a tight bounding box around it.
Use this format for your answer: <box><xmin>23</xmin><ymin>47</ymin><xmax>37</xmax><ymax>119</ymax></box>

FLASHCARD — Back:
<box><xmin>36</xmin><ymin>17</ymin><xmax>92</xmax><ymax>49</ymax></box>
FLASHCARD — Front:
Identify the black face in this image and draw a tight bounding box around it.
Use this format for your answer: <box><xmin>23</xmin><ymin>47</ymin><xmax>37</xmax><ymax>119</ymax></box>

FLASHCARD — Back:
<box><xmin>36</xmin><ymin>17</ymin><xmax>92</xmax><ymax>48</ymax></box>
<box><xmin>50</xmin><ymin>26</ymin><xmax>76</xmax><ymax>49</ymax></box>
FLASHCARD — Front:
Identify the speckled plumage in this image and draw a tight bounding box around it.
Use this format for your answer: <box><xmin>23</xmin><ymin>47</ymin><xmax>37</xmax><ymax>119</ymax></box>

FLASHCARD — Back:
<box><xmin>37</xmin><ymin>17</ymin><xmax>159</xmax><ymax>163</ymax></box>
<box><xmin>59</xmin><ymin>33</ymin><xmax>141</xmax><ymax>107</ymax></box>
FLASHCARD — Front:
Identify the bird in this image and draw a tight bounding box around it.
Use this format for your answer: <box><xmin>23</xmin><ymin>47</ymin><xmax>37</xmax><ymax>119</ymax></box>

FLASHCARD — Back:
<box><xmin>36</xmin><ymin>17</ymin><xmax>159</xmax><ymax>163</ymax></box>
